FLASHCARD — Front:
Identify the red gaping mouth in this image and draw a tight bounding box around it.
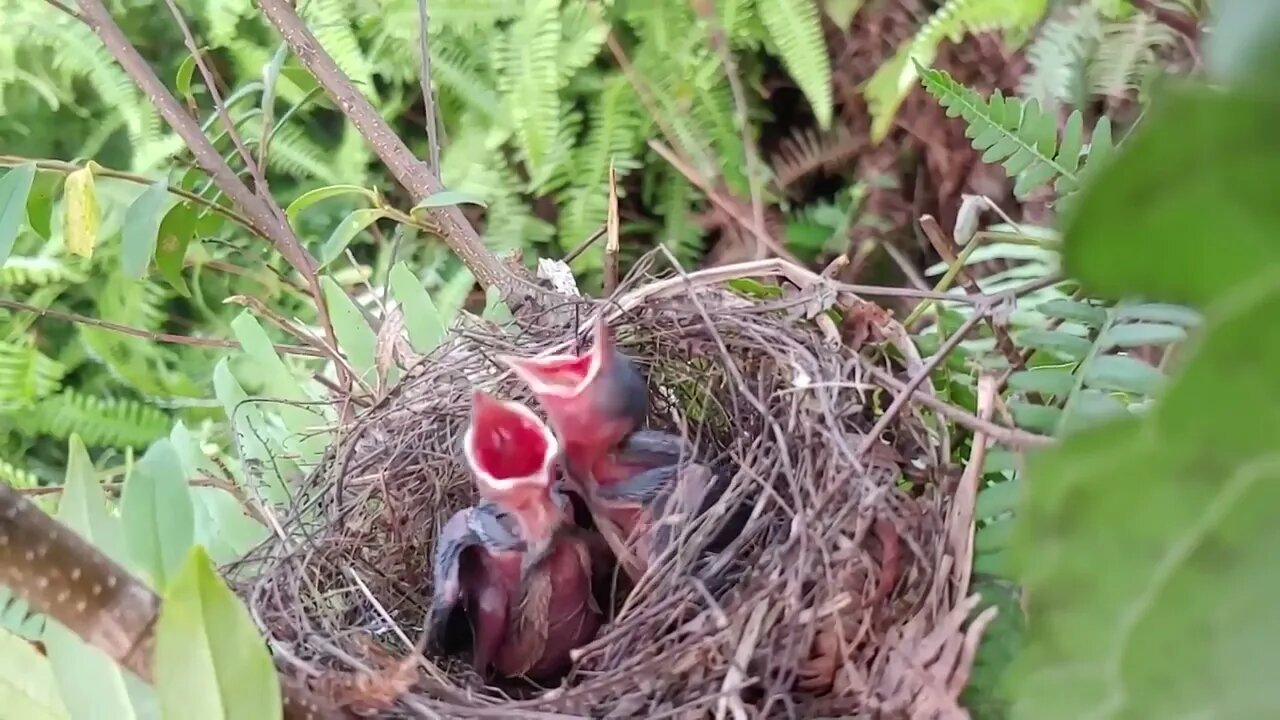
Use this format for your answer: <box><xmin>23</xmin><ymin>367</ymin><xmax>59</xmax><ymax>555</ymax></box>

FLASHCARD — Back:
<box><xmin>497</xmin><ymin>317</ymin><xmax>610</xmax><ymax>398</ymax></box>
<box><xmin>465</xmin><ymin>391</ymin><xmax>557</xmax><ymax>486</ymax></box>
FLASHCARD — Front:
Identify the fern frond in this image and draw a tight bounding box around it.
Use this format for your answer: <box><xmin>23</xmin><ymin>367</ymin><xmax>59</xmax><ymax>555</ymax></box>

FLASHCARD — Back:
<box><xmin>497</xmin><ymin>0</ymin><xmax>564</xmax><ymax>186</ymax></box>
<box><xmin>304</xmin><ymin>0</ymin><xmax>376</xmax><ymax>99</ymax></box>
<box><xmin>1017</xmin><ymin>4</ymin><xmax>1102</xmax><ymax>110</ymax></box>
<box><xmin>556</xmin><ymin>76</ymin><xmax>644</xmax><ymax>261</ymax></box>
<box><xmin>27</xmin><ymin>389</ymin><xmax>170</xmax><ymax>449</ymax></box>
<box><xmin>558</xmin><ymin>2</ymin><xmax>608</xmax><ymax>84</ymax></box>
<box><xmin>919</xmin><ymin>65</ymin><xmax>1114</xmax><ymax>197</ymax></box>
<box><xmin>757</xmin><ymin>0</ymin><xmax>833</xmax><ymax>129</ymax></box>
<box><xmin>864</xmin><ymin>0</ymin><xmax>1050</xmax><ymax>142</ymax></box>
<box><xmin>770</xmin><ymin>125</ymin><xmax>864</xmax><ymax>192</ymax></box>
<box><xmin>1088</xmin><ymin>13</ymin><xmax>1176</xmax><ymax>98</ymax></box>
<box><xmin>0</xmin><ymin>454</ymin><xmax>40</xmax><ymax>491</ymax></box>
<box><xmin>0</xmin><ymin>256</ymin><xmax>87</xmax><ymax>288</ymax></box>
<box><xmin>0</xmin><ymin>339</ymin><xmax>66</xmax><ymax>410</ymax></box>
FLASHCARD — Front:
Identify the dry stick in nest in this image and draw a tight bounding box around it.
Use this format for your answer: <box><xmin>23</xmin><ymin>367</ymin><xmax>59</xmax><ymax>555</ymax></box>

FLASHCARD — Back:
<box><xmin>0</xmin><ymin>484</ymin><xmax>349</xmax><ymax>720</ymax></box>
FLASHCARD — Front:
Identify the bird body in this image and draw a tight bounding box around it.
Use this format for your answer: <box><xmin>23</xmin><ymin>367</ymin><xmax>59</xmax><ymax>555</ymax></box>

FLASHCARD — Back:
<box><xmin>428</xmin><ymin>391</ymin><xmax>603</xmax><ymax>682</ymax></box>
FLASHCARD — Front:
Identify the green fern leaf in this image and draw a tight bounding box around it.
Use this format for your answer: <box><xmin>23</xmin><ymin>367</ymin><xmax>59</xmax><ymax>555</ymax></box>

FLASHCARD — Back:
<box><xmin>0</xmin><ymin>256</ymin><xmax>87</xmax><ymax>288</ymax></box>
<box><xmin>498</xmin><ymin>0</ymin><xmax>563</xmax><ymax>186</ymax></box>
<box><xmin>918</xmin><ymin>64</ymin><xmax>1113</xmax><ymax>198</ymax></box>
<box><xmin>28</xmin><ymin>389</ymin><xmax>170</xmax><ymax>449</ymax></box>
<box><xmin>864</xmin><ymin>0</ymin><xmax>1050</xmax><ymax>142</ymax></box>
<box><xmin>0</xmin><ymin>339</ymin><xmax>66</xmax><ymax>410</ymax></box>
<box><xmin>757</xmin><ymin>0</ymin><xmax>833</xmax><ymax>129</ymax></box>
<box><xmin>1088</xmin><ymin>13</ymin><xmax>1177</xmax><ymax>98</ymax></box>
<box><xmin>0</xmin><ymin>454</ymin><xmax>40</xmax><ymax>491</ymax></box>
<box><xmin>1018</xmin><ymin>4</ymin><xmax>1102</xmax><ymax>110</ymax></box>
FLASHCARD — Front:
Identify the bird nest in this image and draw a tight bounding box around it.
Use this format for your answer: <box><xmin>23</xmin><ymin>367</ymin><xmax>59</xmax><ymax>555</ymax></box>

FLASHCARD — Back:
<box><xmin>236</xmin><ymin>259</ymin><xmax>988</xmax><ymax>719</ymax></box>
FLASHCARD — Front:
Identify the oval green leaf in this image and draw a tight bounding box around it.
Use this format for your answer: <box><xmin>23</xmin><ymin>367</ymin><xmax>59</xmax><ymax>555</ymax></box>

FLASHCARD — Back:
<box><xmin>1084</xmin><ymin>354</ymin><xmax>1164</xmax><ymax>396</ymax></box>
<box><xmin>1016</xmin><ymin>329</ymin><xmax>1093</xmax><ymax>361</ymax></box>
<box><xmin>155</xmin><ymin>546</ymin><xmax>282</xmax><ymax>720</ymax></box>
<box><xmin>120</xmin><ymin>439</ymin><xmax>195</xmax><ymax>589</ymax></box>
<box><xmin>25</xmin><ymin>170</ymin><xmax>62</xmax><ymax>241</ymax></box>
<box><xmin>320</xmin><ymin>277</ymin><xmax>377</xmax><ymax>384</ymax></box>
<box><xmin>155</xmin><ymin>203</ymin><xmax>198</xmax><ymax>297</ymax></box>
<box><xmin>1036</xmin><ymin>298</ymin><xmax>1107</xmax><ymax>328</ymax></box>
<box><xmin>121</xmin><ymin>181</ymin><xmax>170</xmax><ymax>279</ymax></box>
<box><xmin>1006</xmin><ymin>368</ymin><xmax>1077</xmax><ymax>396</ymax></box>
<box><xmin>411</xmin><ymin>189</ymin><xmax>488</xmax><ymax>213</ymax></box>
<box><xmin>0</xmin><ymin>163</ymin><xmax>37</xmax><ymax>266</ymax></box>
<box><xmin>1100</xmin><ymin>322</ymin><xmax>1188</xmax><ymax>350</ymax></box>
<box><xmin>284</xmin><ymin>184</ymin><xmax>376</xmax><ymax>226</ymax></box>
<box><xmin>318</xmin><ymin>208</ymin><xmax>387</xmax><ymax>268</ymax></box>
<box><xmin>388</xmin><ymin>262</ymin><xmax>446</xmax><ymax>353</ymax></box>
<box><xmin>61</xmin><ymin>167</ymin><xmax>99</xmax><ymax>259</ymax></box>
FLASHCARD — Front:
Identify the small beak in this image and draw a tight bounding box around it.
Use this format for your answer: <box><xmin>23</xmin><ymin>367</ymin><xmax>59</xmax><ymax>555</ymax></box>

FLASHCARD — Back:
<box><xmin>463</xmin><ymin>390</ymin><xmax>563</xmax><ymax>544</ymax></box>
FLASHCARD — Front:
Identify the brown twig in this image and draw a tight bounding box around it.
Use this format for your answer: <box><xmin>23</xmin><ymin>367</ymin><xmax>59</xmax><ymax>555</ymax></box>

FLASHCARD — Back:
<box><xmin>604</xmin><ymin>164</ymin><xmax>621</xmax><ymax>294</ymax></box>
<box><xmin>416</xmin><ymin>0</ymin><xmax>443</xmax><ymax>172</ymax></box>
<box><xmin>253</xmin><ymin>0</ymin><xmax>543</xmax><ymax>308</ymax></box>
<box><xmin>918</xmin><ymin>215</ymin><xmax>1025</xmax><ymax>371</ymax></box>
<box><xmin>0</xmin><ymin>156</ymin><xmax>263</xmax><ymax>237</ymax></box>
<box><xmin>695</xmin><ymin>0</ymin><xmax>768</xmax><ymax>260</ymax></box>
<box><xmin>0</xmin><ymin>484</ymin><xmax>349</xmax><ymax>720</ymax></box>
<box><xmin>857</xmin><ymin>311</ymin><xmax>988</xmax><ymax>459</ymax></box>
<box><xmin>0</xmin><ymin>299</ymin><xmax>325</xmax><ymax>358</ymax></box>
<box><xmin>648</xmin><ymin>140</ymin><xmax>802</xmax><ymax>264</ymax></box>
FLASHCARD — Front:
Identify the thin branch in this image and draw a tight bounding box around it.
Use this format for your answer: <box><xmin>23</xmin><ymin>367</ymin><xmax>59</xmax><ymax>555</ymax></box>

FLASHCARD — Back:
<box><xmin>253</xmin><ymin>0</ymin><xmax>543</xmax><ymax>308</ymax></box>
<box><xmin>857</xmin><ymin>311</ymin><xmax>988</xmax><ymax>459</ymax></box>
<box><xmin>648</xmin><ymin>139</ymin><xmax>802</xmax><ymax>264</ymax></box>
<box><xmin>65</xmin><ymin>0</ymin><xmax>347</xmax><ymax>379</ymax></box>
<box><xmin>695</xmin><ymin>1</ymin><xmax>768</xmax><ymax>260</ymax></box>
<box><xmin>0</xmin><ymin>156</ymin><xmax>264</xmax><ymax>238</ymax></box>
<box><xmin>161</xmin><ymin>0</ymin><xmax>275</xmax><ymax>215</ymax></box>
<box><xmin>416</xmin><ymin>0</ymin><xmax>443</xmax><ymax>172</ymax></box>
<box><xmin>0</xmin><ymin>299</ymin><xmax>325</xmax><ymax>358</ymax></box>
<box><xmin>0</xmin><ymin>485</ymin><xmax>349</xmax><ymax>720</ymax></box>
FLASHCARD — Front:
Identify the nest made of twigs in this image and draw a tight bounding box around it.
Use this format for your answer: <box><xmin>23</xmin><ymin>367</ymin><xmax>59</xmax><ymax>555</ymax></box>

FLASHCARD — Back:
<box><xmin>235</xmin><ymin>257</ymin><xmax>987</xmax><ymax>719</ymax></box>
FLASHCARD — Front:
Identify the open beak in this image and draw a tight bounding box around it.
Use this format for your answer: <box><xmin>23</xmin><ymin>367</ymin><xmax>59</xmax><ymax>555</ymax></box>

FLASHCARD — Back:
<box><xmin>495</xmin><ymin>316</ymin><xmax>611</xmax><ymax>403</ymax></box>
<box><xmin>463</xmin><ymin>390</ymin><xmax>564</xmax><ymax>568</ymax></box>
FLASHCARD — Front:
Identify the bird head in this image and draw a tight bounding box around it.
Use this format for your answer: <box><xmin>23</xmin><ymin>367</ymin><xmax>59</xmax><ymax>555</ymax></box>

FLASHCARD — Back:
<box><xmin>462</xmin><ymin>390</ymin><xmax>565</xmax><ymax>548</ymax></box>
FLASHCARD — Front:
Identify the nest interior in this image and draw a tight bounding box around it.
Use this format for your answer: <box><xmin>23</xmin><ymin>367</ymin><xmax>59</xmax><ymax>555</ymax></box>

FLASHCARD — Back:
<box><xmin>238</xmin><ymin>271</ymin><xmax>985</xmax><ymax>719</ymax></box>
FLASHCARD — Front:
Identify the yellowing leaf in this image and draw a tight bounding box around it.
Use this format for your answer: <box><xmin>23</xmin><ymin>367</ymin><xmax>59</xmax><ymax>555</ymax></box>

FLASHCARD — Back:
<box><xmin>61</xmin><ymin>167</ymin><xmax>99</xmax><ymax>259</ymax></box>
<box><xmin>155</xmin><ymin>546</ymin><xmax>282</xmax><ymax>720</ymax></box>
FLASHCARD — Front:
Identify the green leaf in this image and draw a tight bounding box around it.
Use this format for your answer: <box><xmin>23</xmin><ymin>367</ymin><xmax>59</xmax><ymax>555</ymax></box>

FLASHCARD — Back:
<box><xmin>1205</xmin><ymin>0</ymin><xmax>1280</xmax><ymax>93</ymax></box>
<box><xmin>61</xmin><ymin>166</ymin><xmax>99</xmax><ymax>259</ymax></box>
<box><xmin>1008</xmin><ymin>401</ymin><xmax>1061</xmax><ymax>434</ymax></box>
<box><xmin>976</xmin><ymin>478</ymin><xmax>1021</xmax><ymax>520</ymax></box>
<box><xmin>155</xmin><ymin>202</ymin><xmax>197</xmax><ymax>297</ymax></box>
<box><xmin>1064</xmin><ymin>88</ymin><xmax>1280</xmax><ymax>306</ymax></box>
<box><xmin>1114</xmin><ymin>303</ymin><xmax>1201</xmax><ymax>327</ymax></box>
<box><xmin>758</xmin><ymin>0</ymin><xmax>834</xmax><ymax>129</ymax></box>
<box><xmin>120</xmin><ymin>439</ymin><xmax>195</xmax><ymax>589</ymax></box>
<box><xmin>44</xmin><ymin>435</ymin><xmax>142</xmax><ymax>720</ymax></box>
<box><xmin>319</xmin><ymin>208</ymin><xmax>387</xmax><ymax>268</ymax></box>
<box><xmin>482</xmin><ymin>285</ymin><xmax>513</xmax><ymax>325</ymax></box>
<box><xmin>1059</xmin><ymin>388</ymin><xmax>1128</xmax><ymax>433</ymax></box>
<box><xmin>320</xmin><ymin>277</ymin><xmax>377</xmax><ymax>384</ymax></box>
<box><xmin>189</xmin><ymin>488</ymin><xmax>268</xmax><ymax>567</ymax></box>
<box><xmin>155</xmin><ymin>546</ymin><xmax>282</xmax><ymax>720</ymax></box>
<box><xmin>213</xmin><ymin>361</ymin><xmax>290</xmax><ymax>506</ymax></box>
<box><xmin>411</xmin><ymin>190</ymin><xmax>488</xmax><ymax>212</ymax></box>
<box><xmin>1037</xmin><ymin>298</ymin><xmax>1107</xmax><ymax>328</ymax></box>
<box><xmin>1009</xmin><ymin>281</ymin><xmax>1280</xmax><ymax>719</ymax></box>
<box><xmin>0</xmin><ymin>627</ymin><xmax>69</xmax><ymax>720</ymax></box>
<box><xmin>1016</xmin><ymin>329</ymin><xmax>1092</xmax><ymax>360</ymax></box>
<box><xmin>388</xmin><ymin>262</ymin><xmax>446</xmax><ymax>353</ymax></box>
<box><xmin>1084</xmin><ymin>355</ymin><xmax>1164</xmax><ymax>395</ymax></box>
<box><xmin>228</xmin><ymin>311</ymin><xmax>329</xmax><ymax>460</ymax></box>
<box><xmin>1099</xmin><ymin>322</ymin><xmax>1188</xmax><ymax>349</ymax></box>
<box><xmin>176</xmin><ymin>52</ymin><xmax>201</xmax><ymax>97</ymax></box>
<box><xmin>823</xmin><ymin>0</ymin><xmax>864</xmax><ymax>31</ymax></box>
<box><xmin>25</xmin><ymin>170</ymin><xmax>61</xmax><ymax>241</ymax></box>
<box><xmin>975</xmin><ymin>514</ymin><xmax>1014</xmax><ymax>554</ymax></box>
<box><xmin>121</xmin><ymin>181</ymin><xmax>170</xmax><ymax>279</ymax></box>
<box><xmin>283</xmin><ymin>184</ymin><xmax>376</xmax><ymax>226</ymax></box>
<box><xmin>1007</xmin><ymin>368</ymin><xmax>1076</xmax><ymax>396</ymax></box>
<box><xmin>0</xmin><ymin>163</ymin><xmax>37</xmax><ymax>266</ymax></box>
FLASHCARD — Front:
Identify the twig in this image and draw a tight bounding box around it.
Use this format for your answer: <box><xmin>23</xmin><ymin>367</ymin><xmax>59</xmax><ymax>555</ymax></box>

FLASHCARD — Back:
<box><xmin>161</xmin><ymin>0</ymin><xmax>275</xmax><ymax>213</ymax></box>
<box><xmin>604</xmin><ymin>164</ymin><xmax>621</xmax><ymax>294</ymax></box>
<box><xmin>416</xmin><ymin>0</ymin><xmax>443</xmax><ymax>172</ymax></box>
<box><xmin>253</xmin><ymin>0</ymin><xmax>542</xmax><ymax>308</ymax></box>
<box><xmin>916</xmin><ymin>215</ymin><xmax>1024</xmax><ymax>371</ymax></box>
<box><xmin>857</xmin><ymin>311</ymin><xmax>988</xmax><ymax>459</ymax></box>
<box><xmin>0</xmin><ymin>156</ymin><xmax>264</xmax><ymax>237</ymax></box>
<box><xmin>648</xmin><ymin>140</ymin><xmax>802</xmax><ymax>264</ymax></box>
<box><xmin>65</xmin><ymin>0</ymin><xmax>346</xmax><ymax>382</ymax></box>
<box><xmin>696</xmin><ymin>1</ymin><xmax>767</xmax><ymax>261</ymax></box>
<box><xmin>562</xmin><ymin>225</ymin><xmax>607</xmax><ymax>265</ymax></box>
<box><xmin>0</xmin><ymin>299</ymin><xmax>325</xmax><ymax>358</ymax></box>
<box><xmin>862</xmin><ymin>363</ymin><xmax>1053</xmax><ymax>450</ymax></box>
<box><xmin>0</xmin><ymin>484</ymin><xmax>349</xmax><ymax>720</ymax></box>
<box><xmin>948</xmin><ymin>374</ymin><xmax>997</xmax><ymax>600</ymax></box>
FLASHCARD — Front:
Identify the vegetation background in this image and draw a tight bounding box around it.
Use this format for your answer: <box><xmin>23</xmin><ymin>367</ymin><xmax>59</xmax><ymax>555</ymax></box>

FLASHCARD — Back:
<box><xmin>4</xmin><ymin>0</ymin><xmax>1275</xmax><ymax>719</ymax></box>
